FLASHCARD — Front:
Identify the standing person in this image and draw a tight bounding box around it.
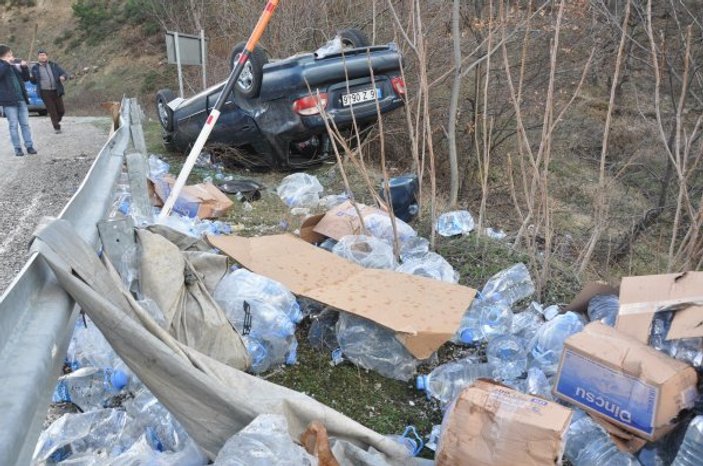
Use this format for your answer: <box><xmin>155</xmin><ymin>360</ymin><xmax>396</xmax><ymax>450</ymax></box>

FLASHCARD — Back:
<box><xmin>0</xmin><ymin>44</ymin><xmax>37</xmax><ymax>156</ymax></box>
<box><xmin>30</xmin><ymin>48</ymin><xmax>67</xmax><ymax>134</ymax></box>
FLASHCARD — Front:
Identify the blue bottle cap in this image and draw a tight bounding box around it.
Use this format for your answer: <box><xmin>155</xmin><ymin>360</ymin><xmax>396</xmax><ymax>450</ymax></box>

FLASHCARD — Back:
<box><xmin>110</xmin><ymin>369</ymin><xmax>129</xmax><ymax>390</ymax></box>
<box><xmin>459</xmin><ymin>328</ymin><xmax>475</xmax><ymax>344</ymax></box>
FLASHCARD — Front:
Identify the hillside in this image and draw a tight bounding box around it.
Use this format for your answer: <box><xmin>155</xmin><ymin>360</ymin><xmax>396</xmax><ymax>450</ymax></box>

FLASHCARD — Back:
<box><xmin>1</xmin><ymin>0</ymin><xmax>170</xmax><ymax>115</ymax></box>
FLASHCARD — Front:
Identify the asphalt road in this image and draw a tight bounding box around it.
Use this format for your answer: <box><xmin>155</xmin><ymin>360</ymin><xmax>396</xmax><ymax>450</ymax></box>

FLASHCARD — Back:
<box><xmin>0</xmin><ymin>115</ymin><xmax>110</xmax><ymax>295</ymax></box>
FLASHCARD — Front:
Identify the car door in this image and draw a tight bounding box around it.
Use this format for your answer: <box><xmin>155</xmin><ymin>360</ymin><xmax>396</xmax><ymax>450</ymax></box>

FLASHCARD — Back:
<box><xmin>206</xmin><ymin>89</ymin><xmax>260</xmax><ymax>147</ymax></box>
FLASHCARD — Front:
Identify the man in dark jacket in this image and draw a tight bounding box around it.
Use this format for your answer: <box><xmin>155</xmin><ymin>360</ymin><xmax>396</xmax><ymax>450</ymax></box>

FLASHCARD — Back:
<box><xmin>30</xmin><ymin>48</ymin><xmax>67</xmax><ymax>134</ymax></box>
<box><xmin>0</xmin><ymin>44</ymin><xmax>37</xmax><ymax>156</ymax></box>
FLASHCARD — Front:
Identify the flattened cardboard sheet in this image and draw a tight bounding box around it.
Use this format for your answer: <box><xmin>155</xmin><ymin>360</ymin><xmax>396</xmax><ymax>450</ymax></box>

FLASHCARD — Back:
<box><xmin>207</xmin><ymin>233</ymin><xmax>476</xmax><ymax>359</ymax></box>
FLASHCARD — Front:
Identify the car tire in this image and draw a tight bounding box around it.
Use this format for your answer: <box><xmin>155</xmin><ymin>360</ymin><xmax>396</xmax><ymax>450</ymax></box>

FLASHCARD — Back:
<box><xmin>155</xmin><ymin>88</ymin><xmax>176</xmax><ymax>131</ymax></box>
<box><xmin>229</xmin><ymin>42</ymin><xmax>268</xmax><ymax>99</ymax></box>
<box><xmin>338</xmin><ymin>28</ymin><xmax>370</xmax><ymax>48</ymax></box>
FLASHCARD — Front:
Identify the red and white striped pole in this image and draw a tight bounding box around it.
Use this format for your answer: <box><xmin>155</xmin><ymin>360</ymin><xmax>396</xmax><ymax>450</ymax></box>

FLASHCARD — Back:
<box><xmin>158</xmin><ymin>0</ymin><xmax>280</xmax><ymax>221</ymax></box>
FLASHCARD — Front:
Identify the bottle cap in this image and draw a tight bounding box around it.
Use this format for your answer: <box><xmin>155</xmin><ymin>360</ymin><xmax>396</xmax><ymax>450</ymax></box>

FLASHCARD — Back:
<box><xmin>459</xmin><ymin>328</ymin><xmax>475</xmax><ymax>344</ymax></box>
<box><xmin>110</xmin><ymin>369</ymin><xmax>129</xmax><ymax>390</ymax></box>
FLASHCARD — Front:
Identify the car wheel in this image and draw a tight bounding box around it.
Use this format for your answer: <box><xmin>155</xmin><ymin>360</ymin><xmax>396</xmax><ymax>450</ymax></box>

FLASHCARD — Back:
<box><xmin>229</xmin><ymin>42</ymin><xmax>268</xmax><ymax>99</ymax></box>
<box><xmin>338</xmin><ymin>28</ymin><xmax>370</xmax><ymax>49</ymax></box>
<box><xmin>155</xmin><ymin>89</ymin><xmax>176</xmax><ymax>131</ymax></box>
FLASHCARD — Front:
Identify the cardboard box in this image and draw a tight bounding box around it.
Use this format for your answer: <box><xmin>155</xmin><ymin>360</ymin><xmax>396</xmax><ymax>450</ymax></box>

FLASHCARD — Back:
<box><xmin>616</xmin><ymin>271</ymin><xmax>703</xmax><ymax>343</ymax></box>
<box><xmin>554</xmin><ymin>322</ymin><xmax>698</xmax><ymax>440</ymax></box>
<box><xmin>311</xmin><ymin>200</ymin><xmax>386</xmax><ymax>241</ymax></box>
<box><xmin>150</xmin><ymin>175</ymin><xmax>233</xmax><ymax>219</ymax></box>
<box><xmin>565</xmin><ymin>272</ymin><xmax>703</xmax><ymax>344</ymax></box>
<box><xmin>207</xmin><ymin>233</ymin><xmax>476</xmax><ymax>359</ymax></box>
<box><xmin>436</xmin><ymin>380</ymin><xmax>572</xmax><ymax>466</ymax></box>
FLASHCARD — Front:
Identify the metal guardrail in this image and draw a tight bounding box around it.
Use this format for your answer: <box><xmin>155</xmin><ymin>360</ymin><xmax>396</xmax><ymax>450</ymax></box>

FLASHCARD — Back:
<box><xmin>0</xmin><ymin>98</ymin><xmax>136</xmax><ymax>465</ymax></box>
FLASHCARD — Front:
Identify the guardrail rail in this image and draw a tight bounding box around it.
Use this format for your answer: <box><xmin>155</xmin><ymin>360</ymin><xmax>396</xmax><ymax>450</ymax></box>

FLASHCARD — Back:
<box><xmin>0</xmin><ymin>98</ymin><xmax>138</xmax><ymax>465</ymax></box>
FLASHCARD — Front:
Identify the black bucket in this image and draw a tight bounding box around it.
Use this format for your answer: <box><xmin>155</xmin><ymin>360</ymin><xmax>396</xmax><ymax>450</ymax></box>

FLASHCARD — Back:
<box><xmin>378</xmin><ymin>174</ymin><xmax>419</xmax><ymax>222</ymax></box>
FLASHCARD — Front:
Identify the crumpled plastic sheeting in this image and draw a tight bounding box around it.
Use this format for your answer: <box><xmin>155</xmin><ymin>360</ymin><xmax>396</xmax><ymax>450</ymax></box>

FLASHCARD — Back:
<box><xmin>213</xmin><ymin>414</ymin><xmax>317</xmax><ymax>466</ymax></box>
<box><xmin>31</xmin><ymin>219</ymin><xmax>409</xmax><ymax>462</ymax></box>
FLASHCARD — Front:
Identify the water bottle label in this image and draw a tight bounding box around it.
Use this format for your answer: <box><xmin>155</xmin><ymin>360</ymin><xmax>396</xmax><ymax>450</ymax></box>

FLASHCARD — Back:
<box><xmin>555</xmin><ymin>349</ymin><xmax>657</xmax><ymax>436</ymax></box>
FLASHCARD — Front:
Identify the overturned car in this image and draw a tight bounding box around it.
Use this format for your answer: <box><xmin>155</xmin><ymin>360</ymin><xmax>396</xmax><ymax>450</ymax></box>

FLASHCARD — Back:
<box><xmin>156</xmin><ymin>30</ymin><xmax>405</xmax><ymax>169</ymax></box>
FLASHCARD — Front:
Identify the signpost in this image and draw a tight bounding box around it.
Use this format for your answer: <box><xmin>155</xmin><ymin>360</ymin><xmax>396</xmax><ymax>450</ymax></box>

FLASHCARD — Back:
<box><xmin>165</xmin><ymin>30</ymin><xmax>209</xmax><ymax>97</ymax></box>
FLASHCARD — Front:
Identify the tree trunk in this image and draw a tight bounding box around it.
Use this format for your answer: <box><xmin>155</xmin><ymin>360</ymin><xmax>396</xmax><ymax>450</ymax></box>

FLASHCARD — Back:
<box><xmin>447</xmin><ymin>0</ymin><xmax>462</xmax><ymax>207</ymax></box>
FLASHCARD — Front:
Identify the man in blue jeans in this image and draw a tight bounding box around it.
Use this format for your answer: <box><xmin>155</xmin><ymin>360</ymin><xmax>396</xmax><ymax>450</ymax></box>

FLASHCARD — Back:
<box><xmin>0</xmin><ymin>44</ymin><xmax>37</xmax><ymax>156</ymax></box>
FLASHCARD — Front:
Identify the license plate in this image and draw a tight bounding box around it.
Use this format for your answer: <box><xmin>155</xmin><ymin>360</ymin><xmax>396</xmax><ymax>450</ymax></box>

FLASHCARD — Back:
<box><xmin>342</xmin><ymin>88</ymin><xmax>381</xmax><ymax>106</ymax></box>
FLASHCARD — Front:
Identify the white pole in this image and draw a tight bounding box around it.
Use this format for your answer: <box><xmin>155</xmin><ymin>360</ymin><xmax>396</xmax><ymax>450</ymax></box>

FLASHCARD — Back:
<box><xmin>201</xmin><ymin>29</ymin><xmax>207</xmax><ymax>91</ymax></box>
<box><xmin>157</xmin><ymin>109</ymin><xmax>221</xmax><ymax>221</ymax></box>
<box><xmin>174</xmin><ymin>31</ymin><xmax>184</xmax><ymax>98</ymax></box>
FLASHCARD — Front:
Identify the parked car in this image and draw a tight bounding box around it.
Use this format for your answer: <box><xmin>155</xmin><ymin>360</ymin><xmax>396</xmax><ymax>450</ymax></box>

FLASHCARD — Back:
<box><xmin>155</xmin><ymin>29</ymin><xmax>406</xmax><ymax>169</ymax></box>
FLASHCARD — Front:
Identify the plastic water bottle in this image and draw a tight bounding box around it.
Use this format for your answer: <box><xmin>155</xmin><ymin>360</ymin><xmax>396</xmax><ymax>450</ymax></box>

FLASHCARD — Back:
<box><xmin>530</xmin><ymin>311</ymin><xmax>585</xmax><ymax>375</ymax></box>
<box><xmin>386</xmin><ymin>426</ymin><xmax>423</xmax><ymax>457</ymax></box>
<box><xmin>649</xmin><ymin>312</ymin><xmax>703</xmax><ymax>367</ymax></box>
<box><xmin>215</xmin><ymin>269</ymin><xmax>303</xmax><ymax>324</ymax></box>
<box><xmin>511</xmin><ymin>303</ymin><xmax>545</xmax><ymax>341</ymax></box>
<box><xmin>436</xmin><ymin>210</ymin><xmax>475</xmax><ymax>236</ymax></box>
<box><xmin>332</xmin><ymin>235</ymin><xmax>398</xmax><ymax>270</ymax></box>
<box><xmin>587</xmin><ymin>294</ymin><xmax>619</xmax><ymax>327</ymax></box>
<box><xmin>672</xmin><ymin>416</ymin><xmax>703</xmax><ymax>466</ymax></box>
<box><xmin>336</xmin><ymin>313</ymin><xmax>418</xmax><ymax>381</ymax></box>
<box><xmin>363</xmin><ymin>212</ymin><xmax>418</xmax><ymax>246</ymax></box>
<box><xmin>214</xmin><ymin>294</ymin><xmax>297</xmax><ymax>372</ymax></box>
<box><xmin>487</xmin><ymin>335</ymin><xmax>527</xmax><ymax>380</ymax></box>
<box><xmin>416</xmin><ymin>359</ymin><xmax>495</xmax><ymax>405</ymax></box>
<box><xmin>243</xmin><ymin>336</ymin><xmax>270</xmax><ymax>374</ymax></box>
<box><xmin>276</xmin><ymin>173</ymin><xmax>323</xmax><ymax>208</ymax></box>
<box><xmin>307</xmin><ymin>308</ymin><xmax>339</xmax><ymax>351</ymax></box>
<box><xmin>565</xmin><ymin>409</ymin><xmax>640</xmax><ymax>466</ymax></box>
<box><xmin>399</xmin><ymin>236</ymin><xmax>430</xmax><ymax>262</ymax></box>
<box><xmin>457</xmin><ymin>307</ymin><xmax>483</xmax><ymax>345</ymax></box>
<box><xmin>525</xmin><ymin>367</ymin><xmax>553</xmax><ymax>400</ymax></box>
<box><xmin>481</xmin><ymin>263</ymin><xmax>535</xmax><ymax>306</ymax></box>
<box><xmin>396</xmin><ymin>252</ymin><xmax>459</xmax><ymax>283</ymax></box>
<box><xmin>479</xmin><ymin>298</ymin><xmax>514</xmax><ymax>340</ymax></box>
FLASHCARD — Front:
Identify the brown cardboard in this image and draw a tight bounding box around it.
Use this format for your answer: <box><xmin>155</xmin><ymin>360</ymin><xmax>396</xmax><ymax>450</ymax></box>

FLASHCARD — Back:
<box><xmin>299</xmin><ymin>214</ymin><xmax>326</xmax><ymax>244</ymax></box>
<box><xmin>311</xmin><ymin>200</ymin><xmax>387</xmax><ymax>240</ymax></box>
<box><xmin>151</xmin><ymin>174</ymin><xmax>233</xmax><ymax>219</ymax></box>
<box><xmin>594</xmin><ymin>417</ymin><xmax>648</xmax><ymax>454</ymax></box>
<box><xmin>436</xmin><ymin>380</ymin><xmax>572</xmax><ymax>466</ymax></box>
<box><xmin>207</xmin><ymin>233</ymin><xmax>476</xmax><ymax>359</ymax></box>
<box><xmin>554</xmin><ymin>322</ymin><xmax>698</xmax><ymax>440</ymax></box>
<box><xmin>564</xmin><ymin>281</ymin><xmax>619</xmax><ymax>313</ymax></box>
<box><xmin>616</xmin><ymin>272</ymin><xmax>703</xmax><ymax>343</ymax></box>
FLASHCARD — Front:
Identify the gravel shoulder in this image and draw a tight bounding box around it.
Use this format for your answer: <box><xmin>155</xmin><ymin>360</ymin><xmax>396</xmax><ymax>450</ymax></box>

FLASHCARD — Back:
<box><xmin>0</xmin><ymin>115</ymin><xmax>110</xmax><ymax>295</ymax></box>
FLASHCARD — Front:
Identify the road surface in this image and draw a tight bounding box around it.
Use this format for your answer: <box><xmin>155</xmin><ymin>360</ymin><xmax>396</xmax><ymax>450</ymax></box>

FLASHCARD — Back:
<box><xmin>0</xmin><ymin>115</ymin><xmax>110</xmax><ymax>295</ymax></box>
